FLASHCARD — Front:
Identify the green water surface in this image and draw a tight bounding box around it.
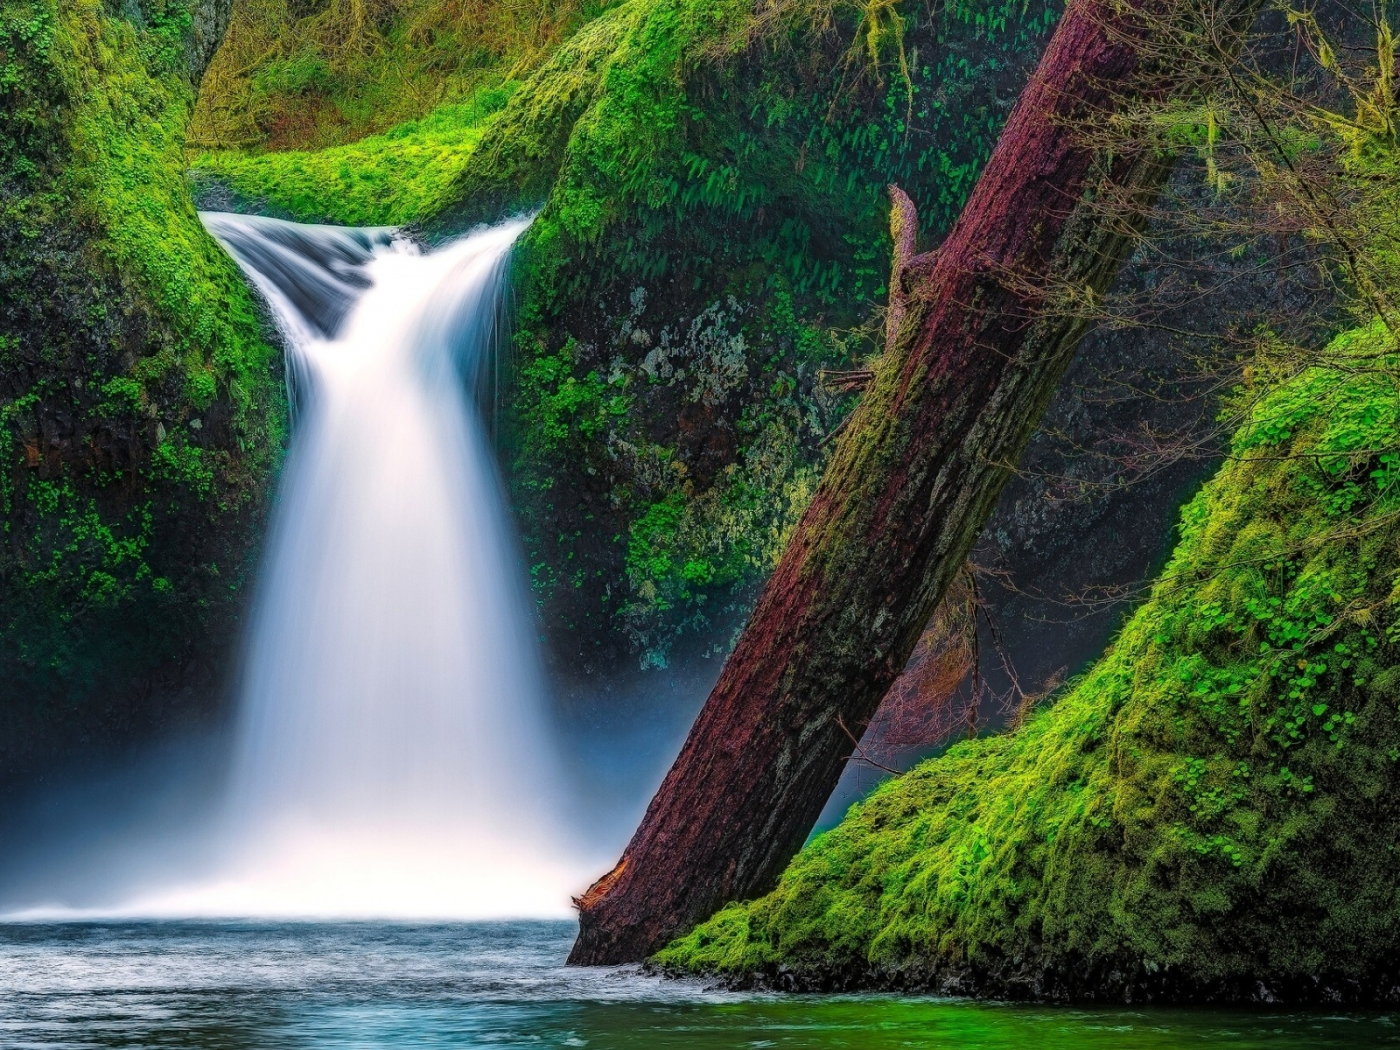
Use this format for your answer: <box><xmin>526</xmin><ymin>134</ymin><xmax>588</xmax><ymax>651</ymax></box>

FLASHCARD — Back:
<box><xmin>0</xmin><ymin>921</ymin><xmax>1391</xmax><ymax>1048</ymax></box>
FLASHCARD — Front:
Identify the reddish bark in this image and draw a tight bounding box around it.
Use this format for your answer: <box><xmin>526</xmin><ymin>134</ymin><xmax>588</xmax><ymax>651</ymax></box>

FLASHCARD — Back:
<box><xmin>569</xmin><ymin>0</ymin><xmax>1263</xmax><ymax>965</ymax></box>
<box><xmin>860</xmin><ymin>571</ymin><xmax>980</xmax><ymax>764</ymax></box>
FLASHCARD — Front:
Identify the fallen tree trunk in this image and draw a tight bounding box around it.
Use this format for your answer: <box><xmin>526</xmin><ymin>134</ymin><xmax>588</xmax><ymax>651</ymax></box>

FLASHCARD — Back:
<box><xmin>570</xmin><ymin>0</ymin><xmax>1265</xmax><ymax>965</ymax></box>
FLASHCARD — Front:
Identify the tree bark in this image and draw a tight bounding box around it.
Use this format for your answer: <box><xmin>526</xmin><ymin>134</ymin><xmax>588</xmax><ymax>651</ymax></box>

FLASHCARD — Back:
<box><xmin>569</xmin><ymin>0</ymin><xmax>1264</xmax><ymax>965</ymax></box>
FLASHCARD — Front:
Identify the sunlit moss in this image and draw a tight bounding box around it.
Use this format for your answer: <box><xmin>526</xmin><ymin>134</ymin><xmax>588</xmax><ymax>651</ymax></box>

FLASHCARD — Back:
<box><xmin>192</xmin><ymin>83</ymin><xmax>518</xmax><ymax>225</ymax></box>
<box><xmin>188</xmin><ymin>0</ymin><xmax>605</xmax><ymax>150</ymax></box>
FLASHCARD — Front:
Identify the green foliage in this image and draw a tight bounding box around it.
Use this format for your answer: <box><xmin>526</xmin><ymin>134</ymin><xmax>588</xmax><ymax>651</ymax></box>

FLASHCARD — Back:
<box><xmin>618</xmin><ymin>429</ymin><xmax>819</xmax><ymax>664</ymax></box>
<box><xmin>193</xmin><ymin>83</ymin><xmax>517</xmax><ymax>224</ymax></box>
<box><xmin>45</xmin><ymin>0</ymin><xmax>281</xmax><ymax>448</ymax></box>
<box><xmin>0</xmin><ymin>0</ymin><xmax>282</xmax><ymax>773</ymax></box>
<box><xmin>658</xmin><ymin>324</ymin><xmax>1400</xmax><ymax>994</ymax></box>
<box><xmin>0</xmin><ymin>0</ymin><xmax>61</xmax><ymax>183</ymax></box>
<box><xmin>189</xmin><ymin>0</ymin><xmax>604</xmax><ymax>149</ymax></box>
<box><xmin>515</xmin><ymin>337</ymin><xmax>634</xmax><ymax>452</ymax></box>
<box><xmin>452</xmin><ymin>0</ymin><xmax>1059</xmax><ymax>301</ymax></box>
<box><xmin>470</xmin><ymin>0</ymin><xmax>1057</xmax><ymax>664</ymax></box>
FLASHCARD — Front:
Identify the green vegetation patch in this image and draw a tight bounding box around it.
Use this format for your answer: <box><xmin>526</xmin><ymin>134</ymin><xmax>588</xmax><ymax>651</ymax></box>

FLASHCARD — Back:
<box><xmin>190</xmin><ymin>0</ymin><xmax>607</xmax><ymax>150</ymax></box>
<box><xmin>0</xmin><ymin>0</ymin><xmax>283</xmax><ymax>777</ymax></box>
<box><xmin>193</xmin><ymin>83</ymin><xmax>517</xmax><ymax>225</ymax></box>
<box><xmin>460</xmin><ymin>0</ymin><xmax>1060</xmax><ymax>667</ymax></box>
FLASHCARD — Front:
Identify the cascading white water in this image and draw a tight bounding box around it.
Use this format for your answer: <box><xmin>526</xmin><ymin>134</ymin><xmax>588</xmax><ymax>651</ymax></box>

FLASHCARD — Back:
<box><xmin>124</xmin><ymin>213</ymin><xmax>583</xmax><ymax>918</ymax></box>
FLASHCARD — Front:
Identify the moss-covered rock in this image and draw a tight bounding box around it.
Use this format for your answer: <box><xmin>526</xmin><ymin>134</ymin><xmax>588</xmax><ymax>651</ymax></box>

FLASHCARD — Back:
<box><xmin>189</xmin><ymin>81</ymin><xmax>519</xmax><ymax>224</ymax></box>
<box><xmin>656</xmin><ymin>323</ymin><xmax>1400</xmax><ymax>1002</ymax></box>
<box><xmin>0</xmin><ymin>0</ymin><xmax>283</xmax><ymax>784</ymax></box>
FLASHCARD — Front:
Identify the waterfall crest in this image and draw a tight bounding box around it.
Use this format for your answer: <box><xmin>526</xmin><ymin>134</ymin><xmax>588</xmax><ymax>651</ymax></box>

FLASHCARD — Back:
<box><xmin>131</xmin><ymin>213</ymin><xmax>580</xmax><ymax>918</ymax></box>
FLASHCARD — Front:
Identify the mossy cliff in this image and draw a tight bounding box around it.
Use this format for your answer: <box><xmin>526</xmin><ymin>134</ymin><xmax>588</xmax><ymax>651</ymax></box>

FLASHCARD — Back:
<box><xmin>0</xmin><ymin>0</ymin><xmax>283</xmax><ymax>784</ymax></box>
<box><xmin>188</xmin><ymin>0</ymin><xmax>602</xmax><ymax>150</ymax></box>
<box><xmin>657</xmin><ymin>323</ymin><xmax>1400</xmax><ymax>1001</ymax></box>
<box><xmin>194</xmin><ymin>0</ymin><xmax>1061</xmax><ymax>672</ymax></box>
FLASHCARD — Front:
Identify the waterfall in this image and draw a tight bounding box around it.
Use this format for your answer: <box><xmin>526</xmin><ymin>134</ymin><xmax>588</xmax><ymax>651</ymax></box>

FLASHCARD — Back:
<box><xmin>120</xmin><ymin>213</ymin><xmax>582</xmax><ymax>919</ymax></box>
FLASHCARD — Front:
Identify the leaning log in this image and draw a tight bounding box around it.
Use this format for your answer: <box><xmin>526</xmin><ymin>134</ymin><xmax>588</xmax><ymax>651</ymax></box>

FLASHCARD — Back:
<box><xmin>570</xmin><ymin>0</ymin><xmax>1265</xmax><ymax>964</ymax></box>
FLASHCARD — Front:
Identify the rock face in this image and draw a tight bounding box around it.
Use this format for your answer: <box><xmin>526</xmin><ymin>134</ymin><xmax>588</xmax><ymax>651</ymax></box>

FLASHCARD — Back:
<box><xmin>181</xmin><ymin>0</ymin><xmax>233</xmax><ymax>82</ymax></box>
<box><xmin>0</xmin><ymin>0</ymin><xmax>284</xmax><ymax>789</ymax></box>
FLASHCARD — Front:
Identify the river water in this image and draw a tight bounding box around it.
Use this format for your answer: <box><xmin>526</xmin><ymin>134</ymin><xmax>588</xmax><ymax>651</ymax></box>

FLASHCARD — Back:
<box><xmin>0</xmin><ymin>922</ymin><xmax>1393</xmax><ymax>1048</ymax></box>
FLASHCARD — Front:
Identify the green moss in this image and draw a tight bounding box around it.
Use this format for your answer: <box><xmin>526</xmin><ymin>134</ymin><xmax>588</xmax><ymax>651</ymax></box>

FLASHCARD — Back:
<box><xmin>27</xmin><ymin>0</ymin><xmax>282</xmax><ymax>457</ymax></box>
<box><xmin>658</xmin><ymin>323</ymin><xmax>1400</xmax><ymax>996</ymax></box>
<box><xmin>447</xmin><ymin>0</ymin><xmax>1058</xmax><ymax>299</ymax></box>
<box><xmin>0</xmin><ymin>0</ymin><xmax>283</xmax><ymax>776</ymax></box>
<box><xmin>616</xmin><ymin>417</ymin><xmax>819</xmax><ymax>663</ymax></box>
<box><xmin>192</xmin><ymin>83</ymin><xmax>518</xmax><ymax>225</ymax></box>
<box><xmin>472</xmin><ymin>0</ymin><xmax>1058</xmax><ymax>665</ymax></box>
<box><xmin>189</xmin><ymin>0</ymin><xmax>606</xmax><ymax>150</ymax></box>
